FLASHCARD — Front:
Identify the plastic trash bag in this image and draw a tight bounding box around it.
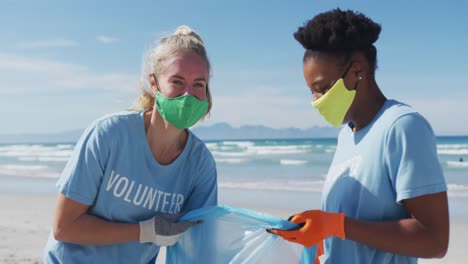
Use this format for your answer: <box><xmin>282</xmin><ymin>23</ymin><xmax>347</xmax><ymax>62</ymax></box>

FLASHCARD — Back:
<box><xmin>166</xmin><ymin>205</ymin><xmax>317</xmax><ymax>264</ymax></box>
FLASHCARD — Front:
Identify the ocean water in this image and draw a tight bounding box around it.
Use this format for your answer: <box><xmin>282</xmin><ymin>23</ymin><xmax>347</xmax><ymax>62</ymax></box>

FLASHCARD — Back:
<box><xmin>0</xmin><ymin>136</ymin><xmax>467</xmax><ymax>217</ymax></box>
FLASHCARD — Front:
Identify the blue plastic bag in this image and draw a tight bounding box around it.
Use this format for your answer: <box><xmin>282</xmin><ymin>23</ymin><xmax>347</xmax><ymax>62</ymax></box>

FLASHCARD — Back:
<box><xmin>166</xmin><ymin>205</ymin><xmax>317</xmax><ymax>264</ymax></box>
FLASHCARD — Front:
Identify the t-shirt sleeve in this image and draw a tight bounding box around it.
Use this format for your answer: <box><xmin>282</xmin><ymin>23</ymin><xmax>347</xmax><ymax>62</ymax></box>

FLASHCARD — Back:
<box><xmin>385</xmin><ymin>113</ymin><xmax>447</xmax><ymax>203</ymax></box>
<box><xmin>56</xmin><ymin>121</ymin><xmax>110</xmax><ymax>205</ymax></box>
<box><xmin>182</xmin><ymin>152</ymin><xmax>218</xmax><ymax>213</ymax></box>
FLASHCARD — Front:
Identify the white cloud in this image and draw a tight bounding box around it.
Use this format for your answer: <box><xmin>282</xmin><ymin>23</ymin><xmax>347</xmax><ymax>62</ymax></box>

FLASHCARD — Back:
<box><xmin>0</xmin><ymin>53</ymin><xmax>141</xmax><ymax>134</ymax></box>
<box><xmin>377</xmin><ymin>73</ymin><xmax>468</xmax><ymax>135</ymax></box>
<box><xmin>377</xmin><ymin>73</ymin><xmax>463</xmax><ymax>100</ymax></box>
<box><xmin>405</xmin><ymin>98</ymin><xmax>468</xmax><ymax>135</ymax></box>
<box><xmin>96</xmin><ymin>35</ymin><xmax>119</xmax><ymax>44</ymax></box>
<box><xmin>1</xmin><ymin>52</ymin><xmax>465</xmax><ymax>135</ymax></box>
<box><xmin>0</xmin><ymin>53</ymin><xmax>139</xmax><ymax>97</ymax></box>
<box><xmin>0</xmin><ymin>53</ymin><xmax>86</xmax><ymax>73</ymax></box>
<box><xmin>17</xmin><ymin>39</ymin><xmax>79</xmax><ymax>49</ymax></box>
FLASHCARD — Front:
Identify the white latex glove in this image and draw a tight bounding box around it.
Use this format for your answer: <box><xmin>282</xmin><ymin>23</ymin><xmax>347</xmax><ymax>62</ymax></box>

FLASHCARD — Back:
<box><xmin>139</xmin><ymin>213</ymin><xmax>201</xmax><ymax>246</ymax></box>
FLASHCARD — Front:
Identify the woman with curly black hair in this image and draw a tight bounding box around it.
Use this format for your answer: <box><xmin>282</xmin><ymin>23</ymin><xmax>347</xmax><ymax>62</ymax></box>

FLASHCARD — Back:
<box><xmin>270</xmin><ymin>9</ymin><xmax>449</xmax><ymax>263</ymax></box>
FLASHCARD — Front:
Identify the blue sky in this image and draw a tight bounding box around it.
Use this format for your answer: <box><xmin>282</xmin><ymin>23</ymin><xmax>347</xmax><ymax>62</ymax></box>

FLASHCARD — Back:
<box><xmin>1</xmin><ymin>0</ymin><xmax>467</xmax><ymax>135</ymax></box>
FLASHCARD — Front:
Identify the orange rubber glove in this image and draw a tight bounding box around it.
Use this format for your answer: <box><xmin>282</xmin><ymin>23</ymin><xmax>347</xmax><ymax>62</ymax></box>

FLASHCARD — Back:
<box><xmin>269</xmin><ymin>210</ymin><xmax>345</xmax><ymax>248</ymax></box>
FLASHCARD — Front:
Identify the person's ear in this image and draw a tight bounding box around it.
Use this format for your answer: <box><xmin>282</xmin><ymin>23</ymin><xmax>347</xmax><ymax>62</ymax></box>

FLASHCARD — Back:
<box><xmin>149</xmin><ymin>73</ymin><xmax>159</xmax><ymax>92</ymax></box>
<box><xmin>351</xmin><ymin>61</ymin><xmax>363</xmax><ymax>80</ymax></box>
<box><xmin>350</xmin><ymin>54</ymin><xmax>370</xmax><ymax>84</ymax></box>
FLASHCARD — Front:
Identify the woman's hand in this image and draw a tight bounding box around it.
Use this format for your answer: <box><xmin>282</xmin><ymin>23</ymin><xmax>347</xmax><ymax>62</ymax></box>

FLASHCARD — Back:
<box><xmin>270</xmin><ymin>192</ymin><xmax>449</xmax><ymax>259</ymax></box>
<box><xmin>269</xmin><ymin>210</ymin><xmax>345</xmax><ymax>247</ymax></box>
<box><xmin>139</xmin><ymin>214</ymin><xmax>202</xmax><ymax>246</ymax></box>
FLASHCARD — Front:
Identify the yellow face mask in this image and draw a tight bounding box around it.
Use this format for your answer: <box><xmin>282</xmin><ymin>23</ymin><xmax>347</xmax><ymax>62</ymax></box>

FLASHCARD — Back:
<box><xmin>311</xmin><ymin>77</ymin><xmax>356</xmax><ymax>128</ymax></box>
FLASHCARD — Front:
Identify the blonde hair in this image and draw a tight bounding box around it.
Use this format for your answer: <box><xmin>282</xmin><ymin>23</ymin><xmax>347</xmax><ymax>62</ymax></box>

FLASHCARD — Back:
<box><xmin>131</xmin><ymin>25</ymin><xmax>212</xmax><ymax>116</ymax></box>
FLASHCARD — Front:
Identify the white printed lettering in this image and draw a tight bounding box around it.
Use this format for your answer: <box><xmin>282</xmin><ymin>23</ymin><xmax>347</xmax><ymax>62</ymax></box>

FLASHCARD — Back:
<box><xmin>106</xmin><ymin>171</ymin><xmax>120</xmax><ymax>191</ymax></box>
<box><xmin>113</xmin><ymin>176</ymin><xmax>129</xmax><ymax>197</ymax></box>
<box><xmin>168</xmin><ymin>193</ymin><xmax>177</xmax><ymax>213</ymax></box>
<box><xmin>175</xmin><ymin>194</ymin><xmax>184</xmax><ymax>213</ymax></box>
<box><xmin>104</xmin><ymin>170</ymin><xmax>186</xmax><ymax>214</ymax></box>
<box><xmin>161</xmin><ymin>193</ymin><xmax>171</xmax><ymax>213</ymax></box>
<box><xmin>133</xmin><ymin>185</ymin><xmax>148</xmax><ymax>206</ymax></box>
<box><xmin>123</xmin><ymin>181</ymin><xmax>135</xmax><ymax>203</ymax></box>
<box><xmin>144</xmin><ymin>187</ymin><xmax>157</xmax><ymax>209</ymax></box>
<box><xmin>154</xmin><ymin>191</ymin><xmax>164</xmax><ymax>211</ymax></box>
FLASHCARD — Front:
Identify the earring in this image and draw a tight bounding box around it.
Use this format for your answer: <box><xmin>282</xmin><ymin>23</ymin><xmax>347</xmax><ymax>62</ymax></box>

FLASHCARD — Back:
<box><xmin>358</xmin><ymin>75</ymin><xmax>363</xmax><ymax>80</ymax></box>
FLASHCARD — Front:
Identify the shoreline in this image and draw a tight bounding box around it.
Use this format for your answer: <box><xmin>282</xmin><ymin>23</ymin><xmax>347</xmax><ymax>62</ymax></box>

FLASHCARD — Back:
<box><xmin>0</xmin><ymin>192</ymin><xmax>466</xmax><ymax>263</ymax></box>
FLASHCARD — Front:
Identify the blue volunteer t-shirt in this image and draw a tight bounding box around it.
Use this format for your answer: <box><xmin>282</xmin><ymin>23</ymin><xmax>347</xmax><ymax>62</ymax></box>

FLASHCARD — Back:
<box><xmin>321</xmin><ymin>100</ymin><xmax>446</xmax><ymax>264</ymax></box>
<box><xmin>44</xmin><ymin>111</ymin><xmax>218</xmax><ymax>264</ymax></box>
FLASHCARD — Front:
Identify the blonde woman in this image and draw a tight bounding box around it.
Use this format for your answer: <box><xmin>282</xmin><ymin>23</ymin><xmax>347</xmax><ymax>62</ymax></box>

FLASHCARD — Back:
<box><xmin>44</xmin><ymin>25</ymin><xmax>217</xmax><ymax>263</ymax></box>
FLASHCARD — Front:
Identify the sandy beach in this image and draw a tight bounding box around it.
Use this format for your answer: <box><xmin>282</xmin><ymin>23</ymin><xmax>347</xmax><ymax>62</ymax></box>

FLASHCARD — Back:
<box><xmin>0</xmin><ymin>192</ymin><xmax>466</xmax><ymax>263</ymax></box>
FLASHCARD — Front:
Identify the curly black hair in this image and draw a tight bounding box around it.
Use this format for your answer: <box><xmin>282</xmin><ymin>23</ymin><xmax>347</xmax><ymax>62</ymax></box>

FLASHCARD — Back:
<box><xmin>294</xmin><ymin>9</ymin><xmax>381</xmax><ymax>73</ymax></box>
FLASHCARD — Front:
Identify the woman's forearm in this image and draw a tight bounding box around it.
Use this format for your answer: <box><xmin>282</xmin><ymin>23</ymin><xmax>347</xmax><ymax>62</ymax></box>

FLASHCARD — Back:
<box><xmin>345</xmin><ymin>217</ymin><xmax>448</xmax><ymax>258</ymax></box>
<box><xmin>54</xmin><ymin>213</ymin><xmax>140</xmax><ymax>245</ymax></box>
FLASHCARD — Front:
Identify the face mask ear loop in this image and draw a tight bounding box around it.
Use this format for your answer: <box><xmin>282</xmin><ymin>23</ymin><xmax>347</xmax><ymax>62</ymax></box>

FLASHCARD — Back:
<box><xmin>353</xmin><ymin>75</ymin><xmax>362</xmax><ymax>90</ymax></box>
<box><xmin>341</xmin><ymin>62</ymin><xmax>361</xmax><ymax>91</ymax></box>
<box><xmin>341</xmin><ymin>63</ymin><xmax>353</xmax><ymax>79</ymax></box>
<box><xmin>152</xmin><ymin>73</ymin><xmax>161</xmax><ymax>93</ymax></box>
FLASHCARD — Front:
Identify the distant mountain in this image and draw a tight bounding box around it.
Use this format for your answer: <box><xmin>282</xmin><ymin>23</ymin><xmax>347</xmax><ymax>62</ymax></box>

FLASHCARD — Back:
<box><xmin>192</xmin><ymin>122</ymin><xmax>339</xmax><ymax>140</ymax></box>
<box><xmin>0</xmin><ymin>123</ymin><xmax>339</xmax><ymax>144</ymax></box>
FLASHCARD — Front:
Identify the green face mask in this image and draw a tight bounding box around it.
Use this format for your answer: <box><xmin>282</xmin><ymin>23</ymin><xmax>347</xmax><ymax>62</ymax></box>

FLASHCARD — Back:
<box><xmin>311</xmin><ymin>65</ymin><xmax>357</xmax><ymax>127</ymax></box>
<box><xmin>155</xmin><ymin>92</ymin><xmax>209</xmax><ymax>130</ymax></box>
